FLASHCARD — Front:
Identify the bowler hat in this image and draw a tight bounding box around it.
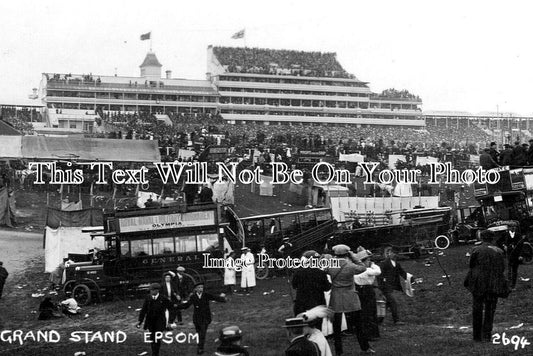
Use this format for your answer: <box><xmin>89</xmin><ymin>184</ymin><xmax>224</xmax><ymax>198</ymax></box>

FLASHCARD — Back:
<box><xmin>193</xmin><ymin>281</ymin><xmax>205</xmax><ymax>288</ymax></box>
<box><xmin>218</xmin><ymin>326</ymin><xmax>243</xmax><ymax>341</ymax></box>
<box><xmin>150</xmin><ymin>283</ymin><xmax>161</xmax><ymax>290</ymax></box>
<box><xmin>282</xmin><ymin>317</ymin><xmax>308</xmax><ymax>328</ymax></box>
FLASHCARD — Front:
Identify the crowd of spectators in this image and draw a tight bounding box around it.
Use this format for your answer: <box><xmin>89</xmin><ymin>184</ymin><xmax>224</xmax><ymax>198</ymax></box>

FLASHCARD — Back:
<box><xmin>88</xmin><ymin>107</ymin><xmax>494</xmax><ymax>165</ymax></box>
<box><xmin>213</xmin><ymin>47</ymin><xmax>354</xmax><ymax>79</ymax></box>
<box><xmin>372</xmin><ymin>88</ymin><xmax>421</xmax><ymax>101</ymax></box>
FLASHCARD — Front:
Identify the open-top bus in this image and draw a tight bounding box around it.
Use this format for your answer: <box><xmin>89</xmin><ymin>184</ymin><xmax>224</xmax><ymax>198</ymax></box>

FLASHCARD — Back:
<box><xmin>224</xmin><ymin>207</ymin><xmax>337</xmax><ymax>279</ymax></box>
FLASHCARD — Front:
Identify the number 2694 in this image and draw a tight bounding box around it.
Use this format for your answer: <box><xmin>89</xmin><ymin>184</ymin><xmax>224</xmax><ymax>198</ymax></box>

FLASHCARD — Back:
<box><xmin>492</xmin><ymin>333</ymin><xmax>530</xmax><ymax>350</ymax></box>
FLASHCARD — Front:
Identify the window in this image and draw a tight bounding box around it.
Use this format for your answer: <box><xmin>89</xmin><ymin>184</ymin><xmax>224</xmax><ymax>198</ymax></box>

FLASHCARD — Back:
<box><xmin>153</xmin><ymin>237</ymin><xmax>174</xmax><ymax>254</ymax></box>
<box><xmin>198</xmin><ymin>233</ymin><xmax>219</xmax><ymax>251</ymax></box>
<box><xmin>280</xmin><ymin>214</ymin><xmax>300</xmax><ymax>237</ymax></box>
<box><xmin>130</xmin><ymin>239</ymin><xmax>152</xmax><ymax>256</ymax></box>
<box><xmin>176</xmin><ymin>235</ymin><xmax>197</xmax><ymax>253</ymax></box>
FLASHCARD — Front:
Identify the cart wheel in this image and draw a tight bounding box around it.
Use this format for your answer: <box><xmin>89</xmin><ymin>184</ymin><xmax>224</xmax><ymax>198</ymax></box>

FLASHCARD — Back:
<box><xmin>434</xmin><ymin>235</ymin><xmax>450</xmax><ymax>250</ymax></box>
<box><xmin>255</xmin><ymin>263</ymin><xmax>269</xmax><ymax>280</ymax></box>
<box><xmin>73</xmin><ymin>284</ymin><xmax>92</xmax><ymax>306</ymax></box>
<box><xmin>521</xmin><ymin>242</ymin><xmax>533</xmax><ymax>265</ymax></box>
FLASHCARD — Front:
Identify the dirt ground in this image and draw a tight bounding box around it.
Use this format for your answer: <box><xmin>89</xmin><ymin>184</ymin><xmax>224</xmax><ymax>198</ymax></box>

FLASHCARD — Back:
<box><xmin>1</xmin><ymin>244</ymin><xmax>532</xmax><ymax>356</ymax></box>
<box><xmin>1</xmin><ymin>184</ymin><xmax>531</xmax><ymax>355</ymax></box>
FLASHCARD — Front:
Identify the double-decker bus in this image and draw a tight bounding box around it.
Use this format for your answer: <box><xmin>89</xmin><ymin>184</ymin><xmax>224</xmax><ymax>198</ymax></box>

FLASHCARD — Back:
<box><xmin>63</xmin><ymin>203</ymin><xmax>227</xmax><ymax>305</ymax></box>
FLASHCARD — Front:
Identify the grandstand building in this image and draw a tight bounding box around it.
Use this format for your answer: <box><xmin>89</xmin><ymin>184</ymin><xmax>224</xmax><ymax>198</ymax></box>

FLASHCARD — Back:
<box><xmin>39</xmin><ymin>52</ymin><xmax>218</xmax><ymax>132</ymax></box>
<box><xmin>207</xmin><ymin>46</ymin><xmax>424</xmax><ymax>128</ymax></box>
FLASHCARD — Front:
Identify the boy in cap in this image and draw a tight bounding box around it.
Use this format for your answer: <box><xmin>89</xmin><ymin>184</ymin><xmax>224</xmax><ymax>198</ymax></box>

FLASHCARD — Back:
<box><xmin>283</xmin><ymin>317</ymin><xmax>320</xmax><ymax>356</ymax></box>
<box><xmin>179</xmin><ymin>282</ymin><xmax>227</xmax><ymax>354</ymax></box>
<box><xmin>137</xmin><ymin>283</ymin><xmax>171</xmax><ymax>356</ymax></box>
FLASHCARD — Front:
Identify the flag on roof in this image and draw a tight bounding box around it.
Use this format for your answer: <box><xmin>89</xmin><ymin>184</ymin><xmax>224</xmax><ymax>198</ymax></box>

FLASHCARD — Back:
<box><xmin>231</xmin><ymin>29</ymin><xmax>245</xmax><ymax>39</ymax></box>
<box><xmin>140</xmin><ymin>32</ymin><xmax>151</xmax><ymax>41</ymax></box>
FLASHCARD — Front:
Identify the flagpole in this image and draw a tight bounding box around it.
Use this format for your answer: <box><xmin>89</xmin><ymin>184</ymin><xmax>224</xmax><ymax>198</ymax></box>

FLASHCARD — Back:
<box><xmin>243</xmin><ymin>28</ymin><xmax>246</xmax><ymax>48</ymax></box>
<box><xmin>150</xmin><ymin>32</ymin><xmax>153</xmax><ymax>52</ymax></box>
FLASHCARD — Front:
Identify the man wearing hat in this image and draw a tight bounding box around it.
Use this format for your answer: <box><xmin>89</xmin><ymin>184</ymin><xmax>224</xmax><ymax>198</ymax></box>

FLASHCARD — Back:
<box><xmin>354</xmin><ymin>247</ymin><xmax>381</xmax><ymax>340</ymax></box>
<box><xmin>378</xmin><ymin>246</ymin><xmax>407</xmax><ymax>326</ymax></box>
<box><xmin>137</xmin><ymin>283</ymin><xmax>171</xmax><ymax>356</ymax></box>
<box><xmin>167</xmin><ymin>266</ymin><xmax>190</xmax><ymax>324</ymax></box>
<box><xmin>179</xmin><ymin>282</ymin><xmax>227</xmax><ymax>354</ymax></box>
<box><xmin>291</xmin><ymin>250</ymin><xmax>331</xmax><ymax>316</ymax></box>
<box><xmin>489</xmin><ymin>142</ymin><xmax>499</xmax><ymax>163</ymax></box>
<box><xmin>327</xmin><ymin>244</ymin><xmax>374</xmax><ymax>355</ymax></box>
<box><xmin>479</xmin><ymin>148</ymin><xmax>499</xmax><ymax>170</ymax></box>
<box><xmin>464</xmin><ymin>230</ymin><xmax>508</xmax><ymax>342</ymax></box>
<box><xmin>0</xmin><ymin>261</ymin><xmax>8</xmax><ymax>299</ymax></box>
<box><xmin>240</xmin><ymin>247</ymin><xmax>256</xmax><ymax>293</ymax></box>
<box><xmin>499</xmin><ymin>144</ymin><xmax>513</xmax><ymax>166</ymax></box>
<box><xmin>527</xmin><ymin>139</ymin><xmax>533</xmax><ymax>165</ymax></box>
<box><xmin>214</xmin><ymin>326</ymin><xmax>249</xmax><ymax>356</ymax></box>
<box><xmin>283</xmin><ymin>317</ymin><xmax>320</xmax><ymax>356</ymax></box>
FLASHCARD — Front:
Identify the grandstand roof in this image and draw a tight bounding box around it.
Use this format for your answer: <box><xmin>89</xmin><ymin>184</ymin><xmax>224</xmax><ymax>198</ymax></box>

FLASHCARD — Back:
<box><xmin>44</xmin><ymin>74</ymin><xmax>217</xmax><ymax>95</ymax></box>
<box><xmin>140</xmin><ymin>52</ymin><xmax>162</xmax><ymax>67</ymax></box>
<box><xmin>0</xmin><ymin>98</ymin><xmax>45</xmax><ymax>107</ymax></box>
<box><xmin>0</xmin><ymin>120</ymin><xmax>23</xmax><ymax>135</ymax></box>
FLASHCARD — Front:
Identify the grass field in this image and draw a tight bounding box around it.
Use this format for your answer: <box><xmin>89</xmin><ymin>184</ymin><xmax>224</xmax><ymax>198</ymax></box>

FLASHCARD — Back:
<box><xmin>1</xmin><ymin>244</ymin><xmax>532</xmax><ymax>356</ymax></box>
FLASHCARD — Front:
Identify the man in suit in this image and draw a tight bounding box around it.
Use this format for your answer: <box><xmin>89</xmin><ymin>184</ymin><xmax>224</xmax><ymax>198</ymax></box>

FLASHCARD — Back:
<box><xmin>291</xmin><ymin>250</ymin><xmax>331</xmax><ymax>316</ymax></box>
<box><xmin>488</xmin><ymin>141</ymin><xmax>498</xmax><ymax>160</ymax></box>
<box><xmin>168</xmin><ymin>266</ymin><xmax>191</xmax><ymax>324</ymax></box>
<box><xmin>0</xmin><ymin>262</ymin><xmax>8</xmax><ymax>299</ymax></box>
<box><xmin>161</xmin><ymin>272</ymin><xmax>180</xmax><ymax>324</ymax></box>
<box><xmin>179</xmin><ymin>282</ymin><xmax>227</xmax><ymax>354</ymax></box>
<box><xmin>464</xmin><ymin>230</ymin><xmax>508</xmax><ymax>342</ymax></box>
<box><xmin>497</xmin><ymin>225</ymin><xmax>525</xmax><ymax>289</ymax></box>
<box><xmin>283</xmin><ymin>317</ymin><xmax>320</xmax><ymax>356</ymax></box>
<box><xmin>499</xmin><ymin>144</ymin><xmax>513</xmax><ymax>166</ymax></box>
<box><xmin>137</xmin><ymin>283</ymin><xmax>171</xmax><ymax>356</ymax></box>
<box><xmin>327</xmin><ymin>244</ymin><xmax>374</xmax><ymax>355</ymax></box>
<box><xmin>479</xmin><ymin>148</ymin><xmax>499</xmax><ymax>170</ymax></box>
<box><xmin>377</xmin><ymin>246</ymin><xmax>407</xmax><ymax>325</ymax></box>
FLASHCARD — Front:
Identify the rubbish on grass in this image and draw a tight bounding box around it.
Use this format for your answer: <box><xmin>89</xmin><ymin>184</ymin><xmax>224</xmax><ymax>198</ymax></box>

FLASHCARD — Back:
<box><xmin>509</xmin><ymin>323</ymin><xmax>524</xmax><ymax>329</ymax></box>
<box><xmin>459</xmin><ymin>326</ymin><xmax>469</xmax><ymax>330</ymax></box>
<box><xmin>31</xmin><ymin>293</ymin><xmax>45</xmax><ymax>298</ymax></box>
<box><xmin>520</xmin><ymin>277</ymin><xmax>530</xmax><ymax>282</ymax></box>
<box><xmin>436</xmin><ymin>283</ymin><xmax>443</xmax><ymax>286</ymax></box>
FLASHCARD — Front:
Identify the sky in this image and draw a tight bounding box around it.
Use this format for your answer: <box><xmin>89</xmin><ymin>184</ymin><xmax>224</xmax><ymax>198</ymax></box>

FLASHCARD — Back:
<box><xmin>1</xmin><ymin>0</ymin><xmax>532</xmax><ymax>115</ymax></box>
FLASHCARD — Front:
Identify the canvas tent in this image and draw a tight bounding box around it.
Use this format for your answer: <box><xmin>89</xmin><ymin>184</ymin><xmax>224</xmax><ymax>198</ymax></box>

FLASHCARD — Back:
<box><xmin>21</xmin><ymin>136</ymin><xmax>161</xmax><ymax>162</ymax></box>
<box><xmin>0</xmin><ymin>136</ymin><xmax>161</xmax><ymax>162</ymax></box>
<box><xmin>44</xmin><ymin>208</ymin><xmax>104</xmax><ymax>272</ymax></box>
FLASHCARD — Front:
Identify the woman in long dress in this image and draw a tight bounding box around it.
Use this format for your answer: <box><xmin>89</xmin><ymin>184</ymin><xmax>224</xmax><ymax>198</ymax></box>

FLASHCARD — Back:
<box><xmin>224</xmin><ymin>251</ymin><xmax>237</xmax><ymax>293</ymax></box>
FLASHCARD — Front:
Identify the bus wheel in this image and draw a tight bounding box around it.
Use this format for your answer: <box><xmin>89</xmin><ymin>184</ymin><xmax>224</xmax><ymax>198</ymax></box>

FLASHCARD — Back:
<box><xmin>255</xmin><ymin>264</ymin><xmax>269</xmax><ymax>280</ymax></box>
<box><xmin>434</xmin><ymin>235</ymin><xmax>450</xmax><ymax>250</ymax></box>
<box><xmin>521</xmin><ymin>242</ymin><xmax>533</xmax><ymax>265</ymax></box>
<box><xmin>62</xmin><ymin>280</ymin><xmax>75</xmax><ymax>297</ymax></box>
<box><xmin>73</xmin><ymin>284</ymin><xmax>92</xmax><ymax>306</ymax></box>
